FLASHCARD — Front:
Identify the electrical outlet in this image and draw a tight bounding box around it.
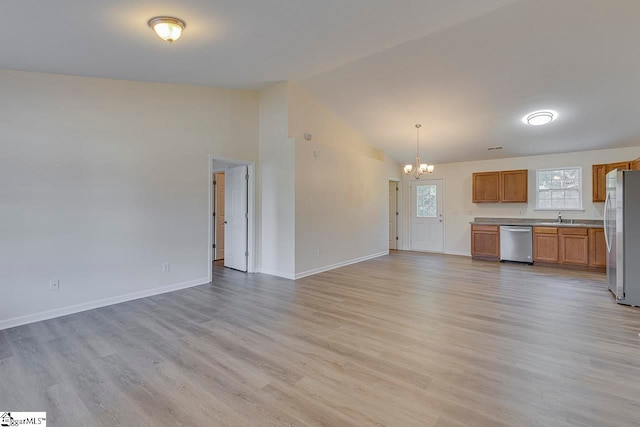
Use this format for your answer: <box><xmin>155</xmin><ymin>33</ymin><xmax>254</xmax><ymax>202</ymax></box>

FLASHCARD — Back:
<box><xmin>49</xmin><ymin>280</ymin><xmax>60</xmax><ymax>291</ymax></box>
<box><xmin>162</xmin><ymin>263</ymin><xmax>170</xmax><ymax>273</ymax></box>
<box><xmin>316</xmin><ymin>249</ymin><xmax>321</xmax><ymax>257</ymax></box>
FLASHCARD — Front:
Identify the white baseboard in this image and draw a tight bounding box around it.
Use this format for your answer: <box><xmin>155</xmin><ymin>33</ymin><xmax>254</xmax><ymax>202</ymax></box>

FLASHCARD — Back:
<box><xmin>395</xmin><ymin>248</ymin><xmax>471</xmax><ymax>257</ymax></box>
<box><xmin>0</xmin><ymin>277</ymin><xmax>210</xmax><ymax>331</ymax></box>
<box><xmin>445</xmin><ymin>250</ymin><xmax>471</xmax><ymax>257</ymax></box>
<box><xmin>294</xmin><ymin>251</ymin><xmax>389</xmax><ymax>280</ymax></box>
<box><xmin>258</xmin><ymin>267</ymin><xmax>295</xmax><ymax>280</ymax></box>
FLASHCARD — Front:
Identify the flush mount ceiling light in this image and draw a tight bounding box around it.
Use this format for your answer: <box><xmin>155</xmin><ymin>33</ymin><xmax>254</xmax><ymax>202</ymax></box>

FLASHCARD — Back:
<box><xmin>523</xmin><ymin>110</ymin><xmax>558</xmax><ymax>126</ymax></box>
<box><xmin>148</xmin><ymin>16</ymin><xmax>186</xmax><ymax>43</ymax></box>
<box><xmin>404</xmin><ymin>124</ymin><xmax>434</xmax><ymax>179</ymax></box>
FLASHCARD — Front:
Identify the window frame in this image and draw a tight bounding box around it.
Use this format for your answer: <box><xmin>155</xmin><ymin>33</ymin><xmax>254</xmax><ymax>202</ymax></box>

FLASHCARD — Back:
<box><xmin>535</xmin><ymin>167</ymin><xmax>584</xmax><ymax>211</ymax></box>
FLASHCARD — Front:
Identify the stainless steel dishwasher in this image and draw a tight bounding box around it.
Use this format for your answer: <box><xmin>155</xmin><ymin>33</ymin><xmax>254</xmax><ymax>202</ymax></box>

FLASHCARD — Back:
<box><xmin>500</xmin><ymin>226</ymin><xmax>533</xmax><ymax>264</ymax></box>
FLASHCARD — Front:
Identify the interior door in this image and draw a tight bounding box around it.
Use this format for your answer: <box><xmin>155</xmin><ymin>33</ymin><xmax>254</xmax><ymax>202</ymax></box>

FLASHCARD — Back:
<box><xmin>214</xmin><ymin>173</ymin><xmax>225</xmax><ymax>261</ymax></box>
<box><xmin>389</xmin><ymin>181</ymin><xmax>398</xmax><ymax>250</ymax></box>
<box><xmin>411</xmin><ymin>180</ymin><xmax>444</xmax><ymax>252</ymax></box>
<box><xmin>224</xmin><ymin>166</ymin><xmax>248</xmax><ymax>272</ymax></box>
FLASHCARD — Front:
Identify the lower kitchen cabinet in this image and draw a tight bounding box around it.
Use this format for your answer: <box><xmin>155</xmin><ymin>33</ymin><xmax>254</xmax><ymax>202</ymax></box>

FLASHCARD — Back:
<box><xmin>471</xmin><ymin>225</ymin><xmax>500</xmax><ymax>260</ymax></box>
<box><xmin>473</xmin><ymin>224</ymin><xmax>605</xmax><ymax>271</ymax></box>
<box><xmin>533</xmin><ymin>227</ymin><xmax>559</xmax><ymax>263</ymax></box>
<box><xmin>531</xmin><ymin>226</ymin><xmax>605</xmax><ymax>270</ymax></box>
<box><xmin>589</xmin><ymin>228</ymin><xmax>607</xmax><ymax>267</ymax></box>
<box><xmin>559</xmin><ymin>228</ymin><xmax>589</xmax><ymax>266</ymax></box>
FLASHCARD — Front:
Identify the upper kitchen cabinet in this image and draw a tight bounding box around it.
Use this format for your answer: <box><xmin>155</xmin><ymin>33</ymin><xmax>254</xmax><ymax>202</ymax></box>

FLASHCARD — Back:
<box><xmin>500</xmin><ymin>170</ymin><xmax>528</xmax><ymax>203</ymax></box>
<box><xmin>592</xmin><ymin>164</ymin><xmax>607</xmax><ymax>202</ymax></box>
<box><xmin>472</xmin><ymin>169</ymin><xmax>528</xmax><ymax>203</ymax></box>
<box><xmin>605</xmin><ymin>162</ymin><xmax>631</xmax><ymax>174</ymax></box>
<box><xmin>592</xmin><ymin>161</ymin><xmax>632</xmax><ymax>202</ymax></box>
<box><xmin>631</xmin><ymin>157</ymin><xmax>640</xmax><ymax>171</ymax></box>
<box><xmin>472</xmin><ymin>172</ymin><xmax>500</xmax><ymax>203</ymax></box>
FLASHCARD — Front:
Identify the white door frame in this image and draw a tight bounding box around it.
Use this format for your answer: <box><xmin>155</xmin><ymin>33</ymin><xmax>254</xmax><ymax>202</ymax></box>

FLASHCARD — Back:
<box><xmin>409</xmin><ymin>178</ymin><xmax>445</xmax><ymax>253</ymax></box>
<box><xmin>208</xmin><ymin>156</ymin><xmax>256</xmax><ymax>282</ymax></box>
<box><xmin>389</xmin><ymin>178</ymin><xmax>402</xmax><ymax>250</ymax></box>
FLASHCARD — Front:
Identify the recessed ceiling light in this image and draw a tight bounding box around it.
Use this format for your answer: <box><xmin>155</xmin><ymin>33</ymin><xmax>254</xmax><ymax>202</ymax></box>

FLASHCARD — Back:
<box><xmin>148</xmin><ymin>16</ymin><xmax>186</xmax><ymax>43</ymax></box>
<box><xmin>523</xmin><ymin>110</ymin><xmax>558</xmax><ymax>126</ymax></box>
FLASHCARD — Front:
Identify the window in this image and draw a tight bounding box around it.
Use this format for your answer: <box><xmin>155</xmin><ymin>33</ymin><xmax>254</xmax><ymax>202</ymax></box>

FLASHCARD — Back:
<box><xmin>536</xmin><ymin>167</ymin><xmax>583</xmax><ymax>210</ymax></box>
<box><xmin>416</xmin><ymin>184</ymin><xmax>437</xmax><ymax>217</ymax></box>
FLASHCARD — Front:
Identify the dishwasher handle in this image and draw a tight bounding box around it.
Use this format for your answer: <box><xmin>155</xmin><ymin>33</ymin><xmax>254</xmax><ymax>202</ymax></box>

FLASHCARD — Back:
<box><xmin>501</xmin><ymin>227</ymin><xmax>532</xmax><ymax>232</ymax></box>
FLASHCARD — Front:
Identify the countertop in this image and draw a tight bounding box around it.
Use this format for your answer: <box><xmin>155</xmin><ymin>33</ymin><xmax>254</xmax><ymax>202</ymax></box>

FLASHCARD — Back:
<box><xmin>470</xmin><ymin>217</ymin><xmax>604</xmax><ymax>229</ymax></box>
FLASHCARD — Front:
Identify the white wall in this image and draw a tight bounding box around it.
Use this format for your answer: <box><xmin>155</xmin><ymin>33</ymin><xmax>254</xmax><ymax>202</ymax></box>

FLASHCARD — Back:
<box><xmin>0</xmin><ymin>72</ymin><xmax>400</xmax><ymax>328</ymax></box>
<box><xmin>289</xmin><ymin>82</ymin><xmax>383</xmax><ymax>161</ymax></box>
<box><xmin>0</xmin><ymin>70</ymin><xmax>258</xmax><ymax>328</ymax></box>
<box><xmin>401</xmin><ymin>146</ymin><xmax>640</xmax><ymax>256</ymax></box>
<box><xmin>258</xmin><ymin>83</ymin><xmax>296</xmax><ymax>278</ymax></box>
<box><xmin>290</xmin><ymin>82</ymin><xmax>401</xmax><ymax>277</ymax></box>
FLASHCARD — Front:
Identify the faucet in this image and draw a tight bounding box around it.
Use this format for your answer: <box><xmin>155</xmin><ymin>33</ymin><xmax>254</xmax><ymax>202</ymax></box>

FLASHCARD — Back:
<box><xmin>557</xmin><ymin>212</ymin><xmax>562</xmax><ymax>223</ymax></box>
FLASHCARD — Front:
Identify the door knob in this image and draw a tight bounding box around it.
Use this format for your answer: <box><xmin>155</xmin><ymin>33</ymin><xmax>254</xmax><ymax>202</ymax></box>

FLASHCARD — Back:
<box><xmin>224</xmin><ymin>221</ymin><xmax>228</xmax><ymax>224</ymax></box>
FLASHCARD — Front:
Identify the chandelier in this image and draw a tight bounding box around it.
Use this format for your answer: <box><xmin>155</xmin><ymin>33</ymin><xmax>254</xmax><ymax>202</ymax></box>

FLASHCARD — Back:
<box><xmin>404</xmin><ymin>124</ymin><xmax>434</xmax><ymax>179</ymax></box>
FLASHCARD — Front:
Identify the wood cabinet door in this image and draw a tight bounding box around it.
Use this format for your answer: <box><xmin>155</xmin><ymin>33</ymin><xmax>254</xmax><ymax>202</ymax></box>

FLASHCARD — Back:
<box><xmin>471</xmin><ymin>226</ymin><xmax>500</xmax><ymax>259</ymax></box>
<box><xmin>631</xmin><ymin>158</ymin><xmax>640</xmax><ymax>171</ymax></box>
<box><xmin>592</xmin><ymin>164</ymin><xmax>607</xmax><ymax>202</ymax></box>
<box><xmin>559</xmin><ymin>228</ymin><xmax>589</xmax><ymax>265</ymax></box>
<box><xmin>605</xmin><ymin>162</ymin><xmax>630</xmax><ymax>174</ymax></box>
<box><xmin>533</xmin><ymin>230</ymin><xmax>559</xmax><ymax>263</ymax></box>
<box><xmin>500</xmin><ymin>170</ymin><xmax>528</xmax><ymax>203</ymax></box>
<box><xmin>589</xmin><ymin>228</ymin><xmax>607</xmax><ymax>267</ymax></box>
<box><xmin>472</xmin><ymin>172</ymin><xmax>500</xmax><ymax>203</ymax></box>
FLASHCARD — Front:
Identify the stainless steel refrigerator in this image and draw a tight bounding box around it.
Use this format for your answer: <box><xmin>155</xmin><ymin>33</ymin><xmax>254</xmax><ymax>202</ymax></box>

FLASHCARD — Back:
<box><xmin>605</xmin><ymin>169</ymin><xmax>640</xmax><ymax>306</ymax></box>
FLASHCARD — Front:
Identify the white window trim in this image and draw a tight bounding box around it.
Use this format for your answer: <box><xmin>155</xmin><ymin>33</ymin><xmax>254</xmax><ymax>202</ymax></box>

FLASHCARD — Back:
<box><xmin>534</xmin><ymin>167</ymin><xmax>585</xmax><ymax>211</ymax></box>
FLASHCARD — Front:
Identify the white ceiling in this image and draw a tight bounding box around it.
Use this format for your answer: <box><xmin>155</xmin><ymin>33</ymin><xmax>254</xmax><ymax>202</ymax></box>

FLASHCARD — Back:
<box><xmin>0</xmin><ymin>0</ymin><xmax>516</xmax><ymax>88</ymax></box>
<box><xmin>3</xmin><ymin>0</ymin><xmax>640</xmax><ymax>164</ymax></box>
<box><xmin>301</xmin><ymin>0</ymin><xmax>640</xmax><ymax>164</ymax></box>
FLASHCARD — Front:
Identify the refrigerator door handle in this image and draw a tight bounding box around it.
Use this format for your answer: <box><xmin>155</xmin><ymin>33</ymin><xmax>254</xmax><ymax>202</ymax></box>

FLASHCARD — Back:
<box><xmin>604</xmin><ymin>192</ymin><xmax>611</xmax><ymax>253</ymax></box>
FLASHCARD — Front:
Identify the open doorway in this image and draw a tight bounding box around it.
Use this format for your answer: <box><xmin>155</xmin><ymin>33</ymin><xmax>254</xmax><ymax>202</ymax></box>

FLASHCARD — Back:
<box><xmin>209</xmin><ymin>157</ymin><xmax>256</xmax><ymax>279</ymax></box>
<box><xmin>213</xmin><ymin>172</ymin><xmax>225</xmax><ymax>262</ymax></box>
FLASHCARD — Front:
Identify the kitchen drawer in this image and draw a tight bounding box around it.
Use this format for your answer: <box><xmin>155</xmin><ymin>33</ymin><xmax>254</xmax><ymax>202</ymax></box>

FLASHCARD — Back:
<box><xmin>533</xmin><ymin>227</ymin><xmax>558</xmax><ymax>234</ymax></box>
<box><xmin>471</xmin><ymin>224</ymin><xmax>499</xmax><ymax>232</ymax></box>
<box><xmin>559</xmin><ymin>228</ymin><xmax>588</xmax><ymax>236</ymax></box>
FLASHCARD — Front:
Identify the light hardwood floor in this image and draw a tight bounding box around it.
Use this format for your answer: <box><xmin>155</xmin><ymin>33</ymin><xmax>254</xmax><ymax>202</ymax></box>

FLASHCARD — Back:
<box><xmin>2</xmin><ymin>252</ymin><xmax>640</xmax><ymax>426</ymax></box>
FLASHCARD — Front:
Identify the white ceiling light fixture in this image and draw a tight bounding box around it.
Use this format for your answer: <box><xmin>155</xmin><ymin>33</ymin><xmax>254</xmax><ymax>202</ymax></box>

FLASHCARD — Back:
<box><xmin>404</xmin><ymin>124</ymin><xmax>434</xmax><ymax>179</ymax></box>
<box><xmin>148</xmin><ymin>16</ymin><xmax>186</xmax><ymax>44</ymax></box>
<box><xmin>523</xmin><ymin>110</ymin><xmax>558</xmax><ymax>126</ymax></box>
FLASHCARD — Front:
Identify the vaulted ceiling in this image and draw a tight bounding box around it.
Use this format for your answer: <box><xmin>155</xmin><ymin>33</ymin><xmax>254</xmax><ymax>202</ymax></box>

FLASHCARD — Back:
<box><xmin>301</xmin><ymin>0</ymin><xmax>640</xmax><ymax>164</ymax></box>
<box><xmin>3</xmin><ymin>0</ymin><xmax>640</xmax><ymax>164</ymax></box>
<box><xmin>1</xmin><ymin>0</ymin><xmax>516</xmax><ymax>88</ymax></box>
